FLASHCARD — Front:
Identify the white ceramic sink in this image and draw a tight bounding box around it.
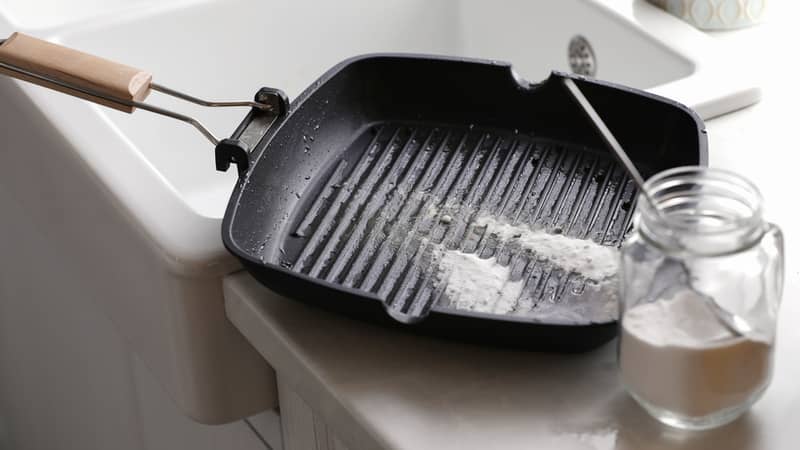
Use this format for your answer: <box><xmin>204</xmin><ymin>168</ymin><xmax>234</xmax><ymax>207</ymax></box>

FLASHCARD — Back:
<box><xmin>2</xmin><ymin>0</ymin><xmax>757</xmax><ymax>220</ymax></box>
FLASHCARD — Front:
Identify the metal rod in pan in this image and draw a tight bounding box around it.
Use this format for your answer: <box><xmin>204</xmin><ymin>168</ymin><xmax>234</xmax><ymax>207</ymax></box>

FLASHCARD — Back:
<box><xmin>0</xmin><ymin>59</ymin><xmax>271</xmax><ymax>146</ymax></box>
<box><xmin>562</xmin><ymin>78</ymin><xmax>658</xmax><ymax>210</ymax></box>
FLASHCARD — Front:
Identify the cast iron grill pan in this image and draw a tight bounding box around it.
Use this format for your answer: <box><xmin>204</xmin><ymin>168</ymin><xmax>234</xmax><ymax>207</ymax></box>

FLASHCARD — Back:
<box><xmin>224</xmin><ymin>55</ymin><xmax>707</xmax><ymax>352</ymax></box>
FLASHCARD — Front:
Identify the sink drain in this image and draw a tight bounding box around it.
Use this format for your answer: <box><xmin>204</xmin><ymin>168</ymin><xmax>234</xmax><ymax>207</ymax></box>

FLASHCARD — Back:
<box><xmin>568</xmin><ymin>35</ymin><xmax>596</xmax><ymax>77</ymax></box>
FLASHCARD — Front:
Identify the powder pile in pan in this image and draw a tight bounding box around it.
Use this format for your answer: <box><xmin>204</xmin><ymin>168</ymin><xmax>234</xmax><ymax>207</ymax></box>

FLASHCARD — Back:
<box><xmin>437</xmin><ymin>250</ymin><xmax>525</xmax><ymax>314</ymax></box>
<box><xmin>473</xmin><ymin>215</ymin><xmax>620</xmax><ymax>280</ymax></box>
<box><xmin>435</xmin><ymin>215</ymin><xmax>620</xmax><ymax>315</ymax></box>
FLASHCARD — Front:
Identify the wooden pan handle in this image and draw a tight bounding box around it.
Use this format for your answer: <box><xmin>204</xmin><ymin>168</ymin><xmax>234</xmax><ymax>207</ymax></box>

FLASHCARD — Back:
<box><xmin>0</xmin><ymin>32</ymin><xmax>151</xmax><ymax>113</ymax></box>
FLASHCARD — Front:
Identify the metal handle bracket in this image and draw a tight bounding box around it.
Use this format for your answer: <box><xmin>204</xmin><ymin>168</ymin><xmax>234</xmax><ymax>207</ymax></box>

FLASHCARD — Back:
<box><xmin>216</xmin><ymin>87</ymin><xmax>290</xmax><ymax>176</ymax></box>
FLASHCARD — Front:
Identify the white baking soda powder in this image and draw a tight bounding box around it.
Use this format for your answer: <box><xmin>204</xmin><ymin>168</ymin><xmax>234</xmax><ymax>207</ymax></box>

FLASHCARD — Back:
<box><xmin>620</xmin><ymin>289</ymin><xmax>773</xmax><ymax>418</ymax></box>
<box><xmin>435</xmin><ymin>215</ymin><xmax>619</xmax><ymax>314</ymax></box>
<box><xmin>473</xmin><ymin>216</ymin><xmax>619</xmax><ymax>280</ymax></box>
<box><xmin>437</xmin><ymin>250</ymin><xmax>524</xmax><ymax>314</ymax></box>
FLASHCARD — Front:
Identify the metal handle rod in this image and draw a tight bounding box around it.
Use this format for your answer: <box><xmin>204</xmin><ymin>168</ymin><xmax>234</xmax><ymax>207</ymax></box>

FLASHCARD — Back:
<box><xmin>562</xmin><ymin>78</ymin><xmax>661</xmax><ymax>214</ymax></box>
<box><xmin>150</xmin><ymin>83</ymin><xmax>272</xmax><ymax>112</ymax></box>
<box><xmin>0</xmin><ymin>59</ymin><xmax>269</xmax><ymax>146</ymax></box>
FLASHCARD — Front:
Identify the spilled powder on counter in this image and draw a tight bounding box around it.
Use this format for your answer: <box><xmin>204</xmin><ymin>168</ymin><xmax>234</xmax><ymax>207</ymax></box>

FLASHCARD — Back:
<box><xmin>620</xmin><ymin>289</ymin><xmax>773</xmax><ymax>418</ymax></box>
<box><xmin>555</xmin><ymin>428</ymin><xmax>618</xmax><ymax>450</ymax></box>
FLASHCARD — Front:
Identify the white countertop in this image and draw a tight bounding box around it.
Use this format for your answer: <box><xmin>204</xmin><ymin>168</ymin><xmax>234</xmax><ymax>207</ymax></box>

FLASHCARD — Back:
<box><xmin>225</xmin><ymin>5</ymin><xmax>800</xmax><ymax>449</ymax></box>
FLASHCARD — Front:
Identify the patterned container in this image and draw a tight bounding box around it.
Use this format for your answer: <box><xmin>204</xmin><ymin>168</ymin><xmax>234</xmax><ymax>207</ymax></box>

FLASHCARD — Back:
<box><xmin>647</xmin><ymin>0</ymin><xmax>767</xmax><ymax>30</ymax></box>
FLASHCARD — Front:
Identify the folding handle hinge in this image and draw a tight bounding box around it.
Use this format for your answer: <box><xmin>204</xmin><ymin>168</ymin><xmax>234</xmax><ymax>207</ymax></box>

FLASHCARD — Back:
<box><xmin>215</xmin><ymin>139</ymin><xmax>250</xmax><ymax>176</ymax></box>
<box><xmin>215</xmin><ymin>87</ymin><xmax>289</xmax><ymax>176</ymax></box>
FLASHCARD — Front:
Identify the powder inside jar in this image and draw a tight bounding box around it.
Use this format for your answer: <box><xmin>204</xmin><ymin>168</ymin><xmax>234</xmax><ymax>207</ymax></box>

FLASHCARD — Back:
<box><xmin>620</xmin><ymin>289</ymin><xmax>773</xmax><ymax>418</ymax></box>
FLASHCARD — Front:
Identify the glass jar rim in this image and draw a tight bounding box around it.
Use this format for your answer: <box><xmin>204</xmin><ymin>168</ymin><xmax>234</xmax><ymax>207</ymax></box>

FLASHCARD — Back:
<box><xmin>639</xmin><ymin>166</ymin><xmax>764</xmax><ymax>238</ymax></box>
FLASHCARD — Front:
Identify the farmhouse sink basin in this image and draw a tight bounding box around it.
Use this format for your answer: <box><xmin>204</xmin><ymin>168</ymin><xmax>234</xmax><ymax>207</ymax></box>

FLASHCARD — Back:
<box><xmin>1</xmin><ymin>0</ymin><xmax>757</xmax><ymax>220</ymax></box>
<box><xmin>0</xmin><ymin>0</ymin><xmax>759</xmax><ymax>424</ymax></box>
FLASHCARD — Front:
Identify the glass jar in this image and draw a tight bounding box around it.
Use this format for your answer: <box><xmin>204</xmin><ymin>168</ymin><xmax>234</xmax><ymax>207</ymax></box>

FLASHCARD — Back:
<box><xmin>618</xmin><ymin>166</ymin><xmax>784</xmax><ymax>430</ymax></box>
